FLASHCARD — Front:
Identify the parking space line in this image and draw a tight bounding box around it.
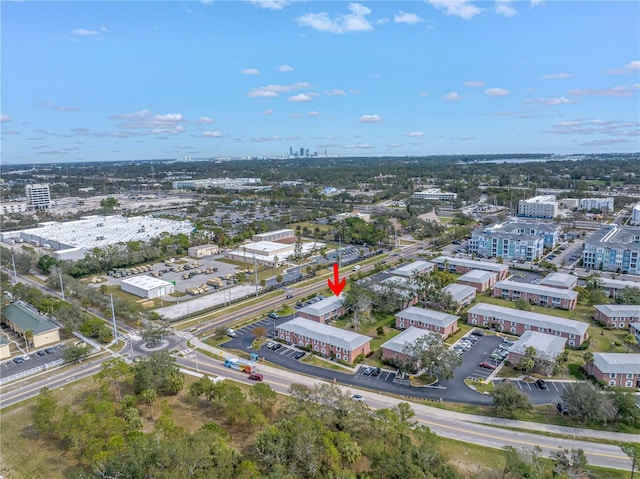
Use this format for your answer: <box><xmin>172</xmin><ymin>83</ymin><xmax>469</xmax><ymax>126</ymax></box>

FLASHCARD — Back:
<box><xmin>524</xmin><ymin>382</ymin><xmax>532</xmax><ymax>391</ymax></box>
<box><xmin>560</xmin><ymin>383</ymin><xmax>568</xmax><ymax>391</ymax></box>
<box><xmin>552</xmin><ymin>382</ymin><xmax>559</xmax><ymax>392</ymax></box>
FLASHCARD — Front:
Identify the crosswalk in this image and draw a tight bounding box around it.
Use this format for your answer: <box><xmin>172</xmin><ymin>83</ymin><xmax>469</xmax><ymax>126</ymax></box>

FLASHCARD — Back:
<box><xmin>174</xmin><ymin>331</ymin><xmax>194</xmax><ymax>340</ymax></box>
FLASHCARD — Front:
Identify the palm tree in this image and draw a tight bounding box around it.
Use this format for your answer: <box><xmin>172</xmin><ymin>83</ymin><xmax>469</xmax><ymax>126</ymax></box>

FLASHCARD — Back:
<box><xmin>623</xmin><ymin>333</ymin><xmax>636</xmax><ymax>353</ymax></box>
<box><xmin>582</xmin><ymin>351</ymin><xmax>594</xmax><ymax>376</ymax></box>
<box><xmin>24</xmin><ymin>329</ymin><xmax>33</xmax><ymax>352</ymax></box>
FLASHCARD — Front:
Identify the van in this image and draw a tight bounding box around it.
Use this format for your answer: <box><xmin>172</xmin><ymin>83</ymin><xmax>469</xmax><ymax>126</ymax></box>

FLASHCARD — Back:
<box><xmin>248</xmin><ymin>373</ymin><xmax>263</xmax><ymax>381</ymax></box>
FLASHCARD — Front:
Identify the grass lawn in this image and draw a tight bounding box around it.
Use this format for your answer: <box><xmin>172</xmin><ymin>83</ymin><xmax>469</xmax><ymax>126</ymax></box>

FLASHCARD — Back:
<box><xmin>301</xmin><ymin>354</ymin><xmax>355</xmax><ymax>373</ymax></box>
<box><xmin>464</xmin><ymin>378</ymin><xmax>494</xmax><ymax>394</ymax></box>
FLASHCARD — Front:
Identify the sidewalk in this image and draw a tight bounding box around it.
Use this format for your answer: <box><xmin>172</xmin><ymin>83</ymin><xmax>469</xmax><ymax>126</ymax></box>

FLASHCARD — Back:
<box><xmin>188</xmin><ymin>338</ymin><xmax>639</xmax><ymax>442</ymax></box>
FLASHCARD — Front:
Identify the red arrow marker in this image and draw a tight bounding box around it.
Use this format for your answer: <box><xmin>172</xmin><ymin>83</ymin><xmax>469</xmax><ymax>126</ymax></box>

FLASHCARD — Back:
<box><xmin>328</xmin><ymin>263</ymin><xmax>346</xmax><ymax>296</ymax></box>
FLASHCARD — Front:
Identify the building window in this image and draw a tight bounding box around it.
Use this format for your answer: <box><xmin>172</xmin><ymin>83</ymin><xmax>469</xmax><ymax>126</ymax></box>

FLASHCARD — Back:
<box><xmin>627</xmin><ymin>373</ymin><xmax>634</xmax><ymax>379</ymax></box>
<box><xmin>610</xmin><ymin>373</ymin><xmax>616</xmax><ymax>378</ymax></box>
<box><xmin>626</xmin><ymin>381</ymin><xmax>633</xmax><ymax>387</ymax></box>
<box><xmin>568</xmin><ymin>340</ymin><xmax>575</xmax><ymax>347</ymax></box>
<box><xmin>609</xmin><ymin>380</ymin><xmax>616</xmax><ymax>386</ymax></box>
<box><xmin>314</xmin><ymin>345</ymin><xmax>319</xmax><ymax>352</ymax></box>
<box><xmin>471</xmin><ymin>319</ymin><xmax>477</xmax><ymax>325</ymax></box>
<box><xmin>336</xmin><ymin>353</ymin><xmax>341</xmax><ymax>360</ymax></box>
<box><xmin>399</xmin><ymin>322</ymin><xmax>405</xmax><ymax>329</ymax></box>
<box><xmin>619</xmin><ymin>323</ymin><xmax>625</xmax><ymax>329</ymax></box>
<box><xmin>286</xmin><ymin>336</ymin><xmax>290</xmax><ymax>342</ymax></box>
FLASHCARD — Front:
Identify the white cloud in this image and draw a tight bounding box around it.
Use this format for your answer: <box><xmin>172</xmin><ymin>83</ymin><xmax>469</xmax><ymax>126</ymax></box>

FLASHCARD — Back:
<box><xmin>541</xmin><ymin>72</ymin><xmax>573</xmax><ymax>79</ymax></box>
<box><xmin>110</xmin><ymin>109</ymin><xmax>186</xmax><ymax>135</ymax></box>
<box><xmin>288</xmin><ymin>93</ymin><xmax>312</xmax><ymax>102</ymax></box>
<box><xmin>72</xmin><ymin>28</ymin><xmax>100</xmax><ymax>36</ymax></box>
<box><xmin>605</xmin><ymin>60</ymin><xmax>640</xmax><ymax>75</ymax></box>
<box><xmin>0</xmin><ymin>114</ymin><xmax>12</xmax><ymax>123</ymax></box>
<box><xmin>201</xmin><ymin>130</ymin><xmax>223</xmax><ymax>138</ymax></box>
<box><xmin>296</xmin><ymin>3</ymin><xmax>373</xmax><ymax>34</ymax></box>
<box><xmin>359</xmin><ymin>114</ymin><xmax>382</xmax><ymax>123</ymax></box>
<box><xmin>464</xmin><ymin>80</ymin><xmax>484</xmax><ymax>87</ymax></box>
<box><xmin>194</xmin><ymin>116</ymin><xmax>215</xmax><ymax>124</ymax></box>
<box><xmin>344</xmin><ymin>143</ymin><xmax>374</xmax><ymax>149</ymax></box>
<box><xmin>530</xmin><ymin>0</ymin><xmax>544</xmax><ymax>6</ymax></box>
<box><xmin>442</xmin><ymin>91</ymin><xmax>462</xmax><ymax>101</ymax></box>
<box><xmin>247</xmin><ymin>82</ymin><xmax>313</xmax><ymax>98</ymax></box>
<box><xmin>427</xmin><ymin>1</ymin><xmax>482</xmax><ymax>20</ymax></box>
<box><xmin>38</xmin><ymin>101</ymin><xmax>80</xmax><ymax>111</ymax></box>
<box><xmin>542</xmin><ymin>118</ymin><xmax>640</xmax><ymax>138</ymax></box>
<box><xmin>575</xmin><ymin>138</ymin><xmax>633</xmax><ymax>147</ymax></box>
<box><xmin>250</xmin><ymin>135</ymin><xmax>283</xmax><ymax>142</ymax></box>
<box><xmin>263</xmin><ymin>109</ymin><xmax>274</xmax><ymax>115</ymax></box>
<box><xmin>278</xmin><ymin>64</ymin><xmax>293</xmax><ymax>72</ymax></box>
<box><xmin>325</xmin><ymin>89</ymin><xmax>347</xmax><ymax>96</ymax></box>
<box><xmin>241</xmin><ymin>68</ymin><xmax>260</xmax><ymax>75</ymax></box>
<box><xmin>527</xmin><ymin>96</ymin><xmax>577</xmax><ymax>105</ymax></box>
<box><xmin>307</xmin><ymin>111</ymin><xmax>320</xmax><ymax>117</ymax></box>
<box><xmin>484</xmin><ymin>87</ymin><xmax>510</xmax><ymax>97</ymax></box>
<box><xmin>569</xmin><ymin>85</ymin><xmax>639</xmax><ymax>97</ymax></box>
<box><xmin>495</xmin><ymin>0</ymin><xmax>517</xmax><ymax>17</ymax></box>
<box><xmin>406</xmin><ymin>131</ymin><xmax>424</xmax><ymax>137</ymax></box>
<box><xmin>394</xmin><ymin>11</ymin><xmax>422</xmax><ymax>24</ymax></box>
<box><xmin>248</xmin><ymin>0</ymin><xmax>289</xmax><ymax>10</ymax></box>
<box><xmin>418</xmin><ymin>91</ymin><xmax>430</xmax><ymax>97</ymax></box>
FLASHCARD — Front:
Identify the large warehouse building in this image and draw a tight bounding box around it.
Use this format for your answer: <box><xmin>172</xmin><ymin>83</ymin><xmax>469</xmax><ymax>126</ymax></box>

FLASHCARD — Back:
<box><xmin>121</xmin><ymin>276</ymin><xmax>175</xmax><ymax>299</ymax></box>
<box><xmin>0</xmin><ymin>215</ymin><xmax>193</xmax><ymax>260</ymax></box>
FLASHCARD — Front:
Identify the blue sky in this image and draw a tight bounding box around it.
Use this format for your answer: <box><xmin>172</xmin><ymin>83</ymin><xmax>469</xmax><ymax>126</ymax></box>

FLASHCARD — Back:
<box><xmin>2</xmin><ymin>1</ymin><xmax>639</xmax><ymax>164</ymax></box>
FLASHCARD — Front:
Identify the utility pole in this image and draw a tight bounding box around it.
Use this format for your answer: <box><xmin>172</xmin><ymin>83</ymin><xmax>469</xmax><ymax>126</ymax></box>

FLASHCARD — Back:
<box><xmin>110</xmin><ymin>294</ymin><xmax>118</xmax><ymax>343</ymax></box>
<box><xmin>11</xmin><ymin>254</ymin><xmax>17</xmax><ymax>284</ymax></box>
<box><xmin>59</xmin><ymin>271</ymin><xmax>65</xmax><ymax>300</ymax></box>
<box><xmin>254</xmin><ymin>256</ymin><xmax>258</xmax><ymax>296</ymax></box>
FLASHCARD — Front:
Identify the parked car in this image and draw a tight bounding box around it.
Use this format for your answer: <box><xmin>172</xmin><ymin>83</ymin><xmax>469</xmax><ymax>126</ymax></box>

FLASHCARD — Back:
<box><xmin>371</xmin><ymin>367</ymin><xmax>381</xmax><ymax>377</ymax></box>
<box><xmin>535</xmin><ymin>379</ymin><xmax>548</xmax><ymax>390</ymax></box>
<box><xmin>470</xmin><ymin>329</ymin><xmax>485</xmax><ymax>337</ymax></box>
<box><xmin>267</xmin><ymin>312</ymin><xmax>279</xmax><ymax>319</ymax></box>
<box><xmin>12</xmin><ymin>357</ymin><xmax>24</xmax><ymax>364</ymax></box>
<box><xmin>351</xmin><ymin>394</ymin><xmax>365</xmax><ymax>402</ymax></box>
<box><xmin>479</xmin><ymin>361</ymin><xmax>496</xmax><ymax>370</ymax></box>
<box><xmin>44</xmin><ymin>347</ymin><xmax>55</xmax><ymax>354</ymax></box>
<box><xmin>226</xmin><ymin>328</ymin><xmax>237</xmax><ymax>338</ymax></box>
<box><xmin>248</xmin><ymin>373</ymin><xmax>264</xmax><ymax>381</ymax></box>
<box><xmin>556</xmin><ymin>402</ymin><xmax>570</xmax><ymax>415</ymax></box>
<box><xmin>362</xmin><ymin>367</ymin><xmax>373</xmax><ymax>376</ymax></box>
<box><xmin>490</xmin><ymin>354</ymin><xmax>503</xmax><ymax>361</ymax></box>
<box><xmin>36</xmin><ymin>350</ymin><xmax>46</xmax><ymax>357</ymax></box>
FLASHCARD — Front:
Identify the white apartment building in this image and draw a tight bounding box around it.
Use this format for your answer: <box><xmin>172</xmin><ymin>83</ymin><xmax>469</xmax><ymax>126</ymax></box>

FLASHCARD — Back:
<box><xmin>517</xmin><ymin>195</ymin><xmax>558</xmax><ymax>219</ymax></box>
<box><xmin>0</xmin><ymin>202</ymin><xmax>28</xmax><ymax>215</ymax></box>
<box><xmin>25</xmin><ymin>184</ymin><xmax>51</xmax><ymax>210</ymax></box>
<box><xmin>631</xmin><ymin>204</ymin><xmax>640</xmax><ymax>225</ymax></box>
<box><xmin>412</xmin><ymin>188</ymin><xmax>457</xmax><ymax>201</ymax></box>
<box><xmin>578</xmin><ymin>197</ymin><xmax>614</xmax><ymax>212</ymax></box>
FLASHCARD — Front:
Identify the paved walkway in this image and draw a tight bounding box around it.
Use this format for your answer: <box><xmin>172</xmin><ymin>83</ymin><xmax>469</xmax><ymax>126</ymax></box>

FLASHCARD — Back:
<box><xmin>188</xmin><ymin>338</ymin><xmax>639</xmax><ymax>443</ymax></box>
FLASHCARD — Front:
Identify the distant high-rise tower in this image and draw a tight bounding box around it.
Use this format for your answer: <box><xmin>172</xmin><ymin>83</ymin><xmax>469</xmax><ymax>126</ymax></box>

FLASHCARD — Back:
<box><xmin>305</xmin><ymin>149</ymin><xmax>310</xmax><ymax>157</ymax></box>
<box><xmin>299</xmin><ymin>147</ymin><xmax>304</xmax><ymax>157</ymax></box>
<box><xmin>25</xmin><ymin>184</ymin><xmax>51</xmax><ymax>210</ymax></box>
<box><xmin>289</xmin><ymin>146</ymin><xmax>293</xmax><ymax>156</ymax></box>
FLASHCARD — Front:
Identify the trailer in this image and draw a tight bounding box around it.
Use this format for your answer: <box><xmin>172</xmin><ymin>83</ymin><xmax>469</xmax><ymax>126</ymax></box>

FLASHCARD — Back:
<box><xmin>224</xmin><ymin>357</ymin><xmax>256</xmax><ymax>374</ymax></box>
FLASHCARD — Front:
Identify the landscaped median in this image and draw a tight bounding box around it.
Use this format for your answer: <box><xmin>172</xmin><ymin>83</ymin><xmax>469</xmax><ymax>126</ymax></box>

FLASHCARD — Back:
<box><xmin>464</xmin><ymin>377</ymin><xmax>495</xmax><ymax>394</ymax></box>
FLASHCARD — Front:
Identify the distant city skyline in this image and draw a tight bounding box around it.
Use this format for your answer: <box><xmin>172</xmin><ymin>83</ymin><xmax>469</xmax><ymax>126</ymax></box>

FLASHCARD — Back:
<box><xmin>2</xmin><ymin>1</ymin><xmax>639</xmax><ymax>164</ymax></box>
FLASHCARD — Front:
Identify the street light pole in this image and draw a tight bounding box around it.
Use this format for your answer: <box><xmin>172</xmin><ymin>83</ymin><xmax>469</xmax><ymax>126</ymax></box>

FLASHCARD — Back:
<box><xmin>195</xmin><ymin>350</ymin><xmax>199</xmax><ymax>373</ymax></box>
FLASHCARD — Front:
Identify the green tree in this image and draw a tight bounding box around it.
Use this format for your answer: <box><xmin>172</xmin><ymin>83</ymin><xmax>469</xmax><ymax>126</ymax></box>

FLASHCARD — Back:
<box><xmin>33</xmin><ymin>387</ymin><xmax>58</xmax><ymax>434</ymax></box>
<box><xmin>248</xmin><ymin>382</ymin><xmax>277</xmax><ymax>412</ymax></box>
<box><xmin>582</xmin><ymin>351</ymin><xmax>594</xmax><ymax>376</ymax></box>
<box><xmin>402</xmin><ymin>333</ymin><xmax>461</xmax><ymax>379</ymax></box>
<box><xmin>95</xmin><ymin>357</ymin><xmax>131</xmax><ymax>401</ymax></box>
<box><xmin>617</xmin><ymin>286</ymin><xmax>640</xmax><ymax>305</ymax></box>
<box><xmin>100</xmin><ymin>196</ymin><xmax>120</xmax><ymax>210</ymax></box>
<box><xmin>133</xmin><ymin>351</ymin><xmax>184</xmax><ymax>395</ymax></box>
<box><xmin>518</xmin><ymin>346</ymin><xmax>537</xmax><ymax>378</ymax></box>
<box><xmin>64</xmin><ymin>343</ymin><xmax>92</xmax><ymax>363</ymax></box>
<box><xmin>501</xmin><ymin>445</ymin><xmax>545</xmax><ymax>479</ymax></box>
<box><xmin>623</xmin><ymin>333</ymin><xmax>637</xmax><ymax>353</ymax></box>
<box><xmin>550</xmin><ymin>448</ymin><xmax>593</xmax><ymax>478</ymax></box>
<box><xmin>490</xmin><ymin>382</ymin><xmax>531</xmax><ymax>418</ymax></box>
<box><xmin>562</xmin><ymin>383</ymin><xmax>608</xmax><ymax>424</ymax></box>
<box><xmin>610</xmin><ymin>388</ymin><xmax>640</xmax><ymax>425</ymax></box>
<box><xmin>621</xmin><ymin>443</ymin><xmax>640</xmax><ymax>479</ymax></box>
<box><xmin>140</xmin><ymin>388</ymin><xmax>158</xmax><ymax>418</ymax></box>
<box><xmin>514</xmin><ymin>298</ymin><xmax>530</xmax><ymax>310</ymax></box>
<box><xmin>36</xmin><ymin>254</ymin><xmax>58</xmax><ymax>274</ymax></box>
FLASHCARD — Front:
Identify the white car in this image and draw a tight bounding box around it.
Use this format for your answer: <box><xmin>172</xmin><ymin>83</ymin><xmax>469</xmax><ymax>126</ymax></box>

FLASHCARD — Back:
<box><xmin>226</xmin><ymin>328</ymin><xmax>237</xmax><ymax>338</ymax></box>
<box><xmin>351</xmin><ymin>394</ymin><xmax>365</xmax><ymax>402</ymax></box>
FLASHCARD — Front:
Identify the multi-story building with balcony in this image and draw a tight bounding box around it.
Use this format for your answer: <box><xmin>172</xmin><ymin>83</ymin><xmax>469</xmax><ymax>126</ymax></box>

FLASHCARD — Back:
<box><xmin>468</xmin><ymin>221</ymin><xmax>560</xmax><ymax>261</ymax></box>
<box><xmin>25</xmin><ymin>184</ymin><xmax>51</xmax><ymax>210</ymax></box>
<box><xmin>517</xmin><ymin>195</ymin><xmax>558</xmax><ymax>219</ymax></box>
<box><xmin>582</xmin><ymin>225</ymin><xmax>640</xmax><ymax>274</ymax></box>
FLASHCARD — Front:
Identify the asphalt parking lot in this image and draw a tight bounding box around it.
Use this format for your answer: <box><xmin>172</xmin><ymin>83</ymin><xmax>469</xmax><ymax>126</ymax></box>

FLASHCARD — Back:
<box><xmin>493</xmin><ymin>378</ymin><xmax>572</xmax><ymax>404</ymax></box>
<box><xmin>446</xmin><ymin>333</ymin><xmax>504</xmax><ymax>383</ymax></box>
<box><xmin>1</xmin><ymin>343</ymin><xmax>66</xmax><ymax>377</ymax></box>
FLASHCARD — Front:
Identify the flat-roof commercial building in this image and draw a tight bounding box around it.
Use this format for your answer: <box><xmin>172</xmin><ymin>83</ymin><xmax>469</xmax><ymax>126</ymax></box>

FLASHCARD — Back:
<box><xmin>467</xmin><ymin>303</ymin><xmax>589</xmax><ymax>347</ymax></box>
<box><xmin>252</xmin><ymin>229</ymin><xmax>295</xmax><ymax>242</ymax></box>
<box><xmin>456</xmin><ymin>269</ymin><xmax>498</xmax><ymax>293</ymax></box>
<box><xmin>395</xmin><ymin>306</ymin><xmax>458</xmax><ymax>338</ymax></box>
<box><xmin>226</xmin><ymin>238</ymin><xmax>324</xmax><ymax>267</ymax></box>
<box><xmin>593</xmin><ymin>305</ymin><xmax>640</xmax><ymax>329</ymax></box>
<box><xmin>121</xmin><ymin>276</ymin><xmax>175</xmax><ymax>299</ymax></box>
<box><xmin>517</xmin><ymin>195</ymin><xmax>558</xmax><ymax>219</ymax></box>
<box><xmin>172</xmin><ymin>177</ymin><xmax>261</xmax><ymax>189</ymax></box>
<box><xmin>0</xmin><ymin>337</ymin><xmax>10</xmax><ymax>360</ymax></box>
<box><xmin>578</xmin><ymin>197</ymin><xmax>614</xmax><ymax>212</ymax></box>
<box><xmin>25</xmin><ymin>183</ymin><xmax>51</xmax><ymax>210</ymax></box>
<box><xmin>492</xmin><ymin>279</ymin><xmax>578</xmax><ymax>310</ymax></box>
<box><xmin>297</xmin><ymin>295</ymin><xmax>346</xmax><ymax>324</ymax></box>
<box><xmin>188</xmin><ymin>244</ymin><xmax>219</xmax><ymax>258</ymax></box>
<box><xmin>582</xmin><ymin>225</ymin><xmax>640</xmax><ymax>274</ymax></box>
<box><xmin>412</xmin><ymin>188</ymin><xmax>457</xmax><ymax>201</ymax></box>
<box><xmin>507</xmin><ymin>331</ymin><xmax>566</xmax><ymax>373</ymax></box>
<box><xmin>469</xmin><ymin>221</ymin><xmax>561</xmax><ymax>261</ymax></box>
<box><xmin>380</xmin><ymin>326</ymin><xmax>435</xmax><ymax>365</ymax></box>
<box><xmin>431</xmin><ymin>256</ymin><xmax>510</xmax><ymax>280</ymax></box>
<box><xmin>587</xmin><ymin>353</ymin><xmax>640</xmax><ymax>388</ymax></box>
<box><xmin>0</xmin><ymin>215</ymin><xmax>193</xmax><ymax>261</ymax></box>
<box><xmin>539</xmin><ymin>273</ymin><xmax>578</xmax><ymax>290</ymax></box>
<box><xmin>390</xmin><ymin>260</ymin><xmax>434</xmax><ymax>278</ymax></box>
<box><xmin>0</xmin><ymin>202</ymin><xmax>28</xmax><ymax>215</ymax></box>
<box><xmin>2</xmin><ymin>302</ymin><xmax>60</xmax><ymax>348</ymax></box>
<box><xmin>276</xmin><ymin>317</ymin><xmax>371</xmax><ymax>364</ymax></box>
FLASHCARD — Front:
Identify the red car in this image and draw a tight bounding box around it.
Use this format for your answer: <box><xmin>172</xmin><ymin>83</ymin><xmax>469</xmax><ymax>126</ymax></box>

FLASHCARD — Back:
<box><xmin>479</xmin><ymin>362</ymin><xmax>497</xmax><ymax>370</ymax></box>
